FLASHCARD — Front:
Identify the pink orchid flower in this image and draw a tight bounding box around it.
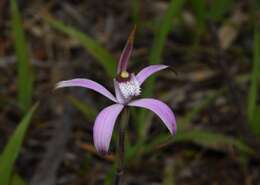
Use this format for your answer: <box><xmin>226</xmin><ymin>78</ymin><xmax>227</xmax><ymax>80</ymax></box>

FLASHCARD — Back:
<box><xmin>56</xmin><ymin>28</ymin><xmax>176</xmax><ymax>154</ymax></box>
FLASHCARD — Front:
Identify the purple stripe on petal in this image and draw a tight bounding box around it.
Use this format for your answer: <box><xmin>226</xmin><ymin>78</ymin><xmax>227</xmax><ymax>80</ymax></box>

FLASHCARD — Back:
<box><xmin>56</xmin><ymin>78</ymin><xmax>117</xmax><ymax>102</ymax></box>
<box><xmin>128</xmin><ymin>98</ymin><xmax>176</xmax><ymax>135</ymax></box>
<box><xmin>93</xmin><ymin>104</ymin><xmax>124</xmax><ymax>154</ymax></box>
<box><xmin>136</xmin><ymin>65</ymin><xmax>168</xmax><ymax>85</ymax></box>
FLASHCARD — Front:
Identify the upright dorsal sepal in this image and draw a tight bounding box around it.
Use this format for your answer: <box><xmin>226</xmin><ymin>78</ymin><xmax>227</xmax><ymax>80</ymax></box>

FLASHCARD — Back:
<box><xmin>117</xmin><ymin>25</ymin><xmax>137</xmax><ymax>74</ymax></box>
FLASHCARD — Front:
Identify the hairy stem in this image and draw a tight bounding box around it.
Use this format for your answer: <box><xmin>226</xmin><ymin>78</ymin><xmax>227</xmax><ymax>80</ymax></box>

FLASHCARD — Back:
<box><xmin>115</xmin><ymin>108</ymin><xmax>129</xmax><ymax>185</ymax></box>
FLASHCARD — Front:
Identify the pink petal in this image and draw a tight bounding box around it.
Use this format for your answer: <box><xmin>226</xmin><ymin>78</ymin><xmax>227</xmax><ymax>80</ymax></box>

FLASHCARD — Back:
<box><xmin>128</xmin><ymin>98</ymin><xmax>176</xmax><ymax>134</ymax></box>
<box><xmin>56</xmin><ymin>78</ymin><xmax>117</xmax><ymax>102</ymax></box>
<box><xmin>93</xmin><ymin>104</ymin><xmax>124</xmax><ymax>154</ymax></box>
<box><xmin>136</xmin><ymin>65</ymin><xmax>168</xmax><ymax>85</ymax></box>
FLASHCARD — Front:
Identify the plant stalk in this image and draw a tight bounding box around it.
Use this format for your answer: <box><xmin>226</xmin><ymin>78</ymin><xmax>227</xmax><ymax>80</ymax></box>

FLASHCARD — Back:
<box><xmin>115</xmin><ymin>108</ymin><xmax>129</xmax><ymax>185</ymax></box>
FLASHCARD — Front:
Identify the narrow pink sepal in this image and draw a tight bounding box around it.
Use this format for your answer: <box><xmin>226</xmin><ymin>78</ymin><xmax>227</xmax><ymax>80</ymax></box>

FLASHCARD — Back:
<box><xmin>136</xmin><ymin>65</ymin><xmax>168</xmax><ymax>85</ymax></box>
<box><xmin>93</xmin><ymin>104</ymin><xmax>124</xmax><ymax>154</ymax></box>
<box><xmin>56</xmin><ymin>78</ymin><xmax>117</xmax><ymax>102</ymax></box>
<box><xmin>128</xmin><ymin>98</ymin><xmax>176</xmax><ymax>135</ymax></box>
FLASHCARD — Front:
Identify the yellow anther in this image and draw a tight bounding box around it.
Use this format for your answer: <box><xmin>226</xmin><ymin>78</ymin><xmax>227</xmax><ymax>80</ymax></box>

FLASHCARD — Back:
<box><xmin>120</xmin><ymin>71</ymin><xmax>129</xmax><ymax>78</ymax></box>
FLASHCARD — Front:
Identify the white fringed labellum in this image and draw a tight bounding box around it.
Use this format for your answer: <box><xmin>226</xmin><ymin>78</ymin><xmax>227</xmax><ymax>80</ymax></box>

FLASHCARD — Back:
<box><xmin>118</xmin><ymin>74</ymin><xmax>141</xmax><ymax>99</ymax></box>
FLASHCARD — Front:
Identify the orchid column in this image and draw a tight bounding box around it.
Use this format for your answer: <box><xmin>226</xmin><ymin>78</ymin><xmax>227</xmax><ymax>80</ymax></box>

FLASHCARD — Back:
<box><xmin>55</xmin><ymin>26</ymin><xmax>177</xmax><ymax>184</ymax></box>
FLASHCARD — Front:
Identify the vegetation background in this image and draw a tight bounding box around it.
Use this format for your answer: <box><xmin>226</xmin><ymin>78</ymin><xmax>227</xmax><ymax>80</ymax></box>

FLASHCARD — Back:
<box><xmin>0</xmin><ymin>0</ymin><xmax>260</xmax><ymax>184</ymax></box>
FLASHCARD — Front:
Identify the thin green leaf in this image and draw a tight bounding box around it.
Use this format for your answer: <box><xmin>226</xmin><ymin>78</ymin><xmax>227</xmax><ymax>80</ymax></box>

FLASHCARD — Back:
<box><xmin>131</xmin><ymin>0</ymin><xmax>140</xmax><ymax>24</ymax></box>
<box><xmin>104</xmin><ymin>165</ymin><xmax>116</xmax><ymax>185</ymax></box>
<box><xmin>11</xmin><ymin>173</ymin><xmax>27</xmax><ymax>185</ymax></box>
<box><xmin>141</xmin><ymin>0</ymin><xmax>186</xmax><ymax>104</ymax></box>
<box><xmin>174</xmin><ymin>130</ymin><xmax>253</xmax><ymax>154</ymax></box>
<box><xmin>11</xmin><ymin>0</ymin><xmax>33</xmax><ymax>111</ymax></box>
<box><xmin>248</xmin><ymin>27</ymin><xmax>260</xmax><ymax>134</ymax></box>
<box><xmin>66</xmin><ymin>96</ymin><xmax>97</xmax><ymax>120</ymax></box>
<box><xmin>149</xmin><ymin>0</ymin><xmax>186</xmax><ymax>66</ymax></box>
<box><xmin>137</xmin><ymin>0</ymin><xmax>186</xmax><ymax>138</ymax></box>
<box><xmin>190</xmin><ymin>0</ymin><xmax>206</xmax><ymax>36</ymax></box>
<box><xmin>208</xmin><ymin>0</ymin><xmax>234</xmax><ymax>21</ymax></box>
<box><xmin>251</xmin><ymin>106</ymin><xmax>260</xmax><ymax>136</ymax></box>
<box><xmin>145</xmin><ymin>130</ymin><xmax>254</xmax><ymax>155</ymax></box>
<box><xmin>44</xmin><ymin>16</ymin><xmax>116</xmax><ymax>77</ymax></box>
<box><xmin>163</xmin><ymin>159</ymin><xmax>175</xmax><ymax>185</ymax></box>
<box><xmin>0</xmin><ymin>103</ymin><xmax>38</xmax><ymax>185</ymax></box>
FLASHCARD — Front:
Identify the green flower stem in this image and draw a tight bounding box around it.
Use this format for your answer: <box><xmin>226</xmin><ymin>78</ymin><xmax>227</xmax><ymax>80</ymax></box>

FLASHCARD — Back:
<box><xmin>115</xmin><ymin>108</ymin><xmax>129</xmax><ymax>185</ymax></box>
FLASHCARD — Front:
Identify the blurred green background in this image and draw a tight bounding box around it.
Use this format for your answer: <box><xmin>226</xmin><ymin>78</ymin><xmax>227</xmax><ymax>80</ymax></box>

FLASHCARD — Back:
<box><xmin>0</xmin><ymin>0</ymin><xmax>260</xmax><ymax>184</ymax></box>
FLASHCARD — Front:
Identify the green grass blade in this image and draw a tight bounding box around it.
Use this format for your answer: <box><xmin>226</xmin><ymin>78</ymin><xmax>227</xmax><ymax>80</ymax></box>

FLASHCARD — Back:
<box><xmin>145</xmin><ymin>129</ymin><xmax>254</xmax><ymax>155</ymax></box>
<box><xmin>104</xmin><ymin>165</ymin><xmax>116</xmax><ymax>185</ymax></box>
<box><xmin>0</xmin><ymin>103</ymin><xmax>38</xmax><ymax>185</ymax></box>
<box><xmin>174</xmin><ymin>130</ymin><xmax>253</xmax><ymax>154</ymax></box>
<box><xmin>248</xmin><ymin>27</ymin><xmax>260</xmax><ymax>134</ymax></box>
<box><xmin>163</xmin><ymin>159</ymin><xmax>175</xmax><ymax>185</ymax></box>
<box><xmin>11</xmin><ymin>173</ymin><xmax>27</xmax><ymax>185</ymax></box>
<box><xmin>45</xmin><ymin>16</ymin><xmax>116</xmax><ymax>77</ymax></box>
<box><xmin>190</xmin><ymin>0</ymin><xmax>206</xmax><ymax>34</ymax></box>
<box><xmin>11</xmin><ymin>0</ymin><xmax>33</xmax><ymax>111</ymax></box>
<box><xmin>208</xmin><ymin>0</ymin><xmax>234</xmax><ymax>21</ymax></box>
<box><xmin>143</xmin><ymin>0</ymin><xmax>186</xmax><ymax>100</ymax></box>
<box><xmin>251</xmin><ymin>106</ymin><xmax>260</xmax><ymax>136</ymax></box>
<box><xmin>66</xmin><ymin>96</ymin><xmax>97</xmax><ymax>120</ymax></box>
<box><xmin>149</xmin><ymin>0</ymin><xmax>186</xmax><ymax>66</ymax></box>
<box><xmin>131</xmin><ymin>0</ymin><xmax>140</xmax><ymax>24</ymax></box>
<box><xmin>137</xmin><ymin>0</ymin><xmax>186</xmax><ymax>137</ymax></box>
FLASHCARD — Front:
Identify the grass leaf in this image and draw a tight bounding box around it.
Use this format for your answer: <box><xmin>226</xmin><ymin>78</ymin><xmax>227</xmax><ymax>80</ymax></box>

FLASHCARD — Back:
<box><xmin>250</xmin><ymin>106</ymin><xmax>260</xmax><ymax>136</ymax></box>
<box><xmin>11</xmin><ymin>173</ymin><xmax>27</xmax><ymax>185</ymax></box>
<box><xmin>174</xmin><ymin>130</ymin><xmax>253</xmax><ymax>154</ymax></box>
<box><xmin>190</xmin><ymin>0</ymin><xmax>206</xmax><ymax>36</ymax></box>
<box><xmin>0</xmin><ymin>103</ymin><xmax>38</xmax><ymax>185</ymax></box>
<box><xmin>145</xmin><ymin>129</ymin><xmax>254</xmax><ymax>155</ymax></box>
<box><xmin>104</xmin><ymin>165</ymin><xmax>116</xmax><ymax>185</ymax></box>
<box><xmin>163</xmin><ymin>159</ymin><xmax>175</xmax><ymax>185</ymax></box>
<box><xmin>248</xmin><ymin>27</ymin><xmax>260</xmax><ymax>135</ymax></box>
<box><xmin>44</xmin><ymin>16</ymin><xmax>116</xmax><ymax>77</ymax></box>
<box><xmin>149</xmin><ymin>0</ymin><xmax>186</xmax><ymax>66</ymax></box>
<box><xmin>11</xmin><ymin>0</ymin><xmax>33</xmax><ymax>111</ymax></box>
<box><xmin>131</xmin><ymin>0</ymin><xmax>140</xmax><ymax>24</ymax></box>
<box><xmin>208</xmin><ymin>0</ymin><xmax>234</xmax><ymax>21</ymax></box>
<box><xmin>67</xmin><ymin>95</ymin><xmax>97</xmax><ymax>120</ymax></box>
<box><xmin>137</xmin><ymin>0</ymin><xmax>186</xmax><ymax>138</ymax></box>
